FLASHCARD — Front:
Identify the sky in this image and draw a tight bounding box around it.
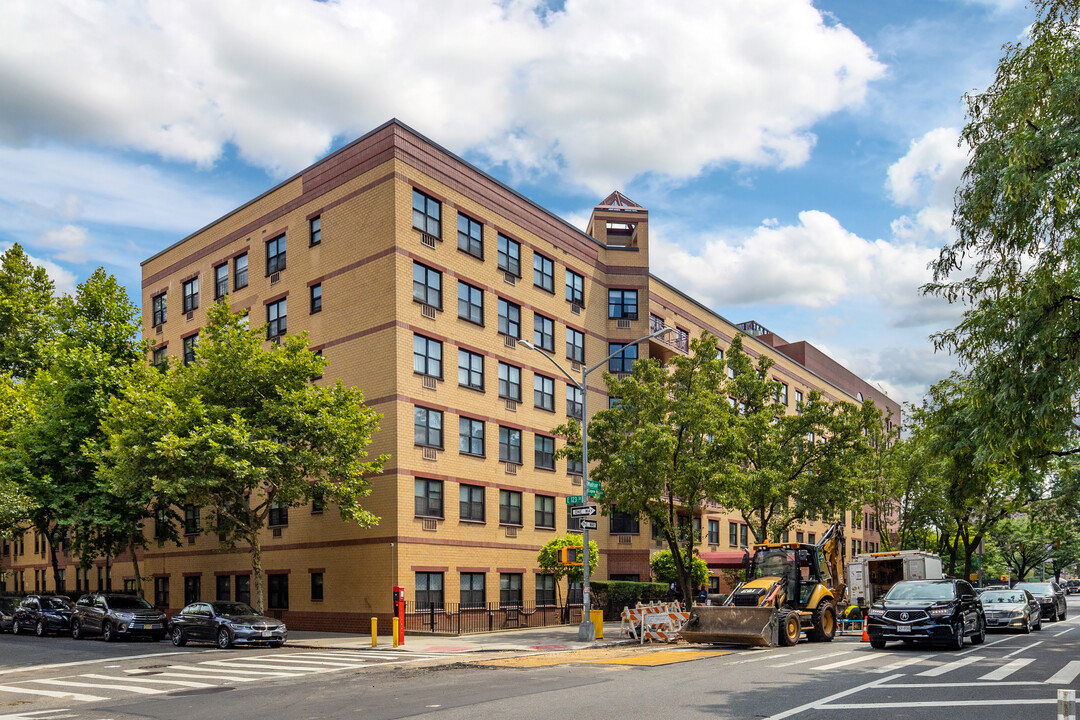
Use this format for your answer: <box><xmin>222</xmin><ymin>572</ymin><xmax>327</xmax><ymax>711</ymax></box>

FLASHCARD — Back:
<box><xmin>0</xmin><ymin>0</ymin><xmax>1037</xmax><ymax>407</ymax></box>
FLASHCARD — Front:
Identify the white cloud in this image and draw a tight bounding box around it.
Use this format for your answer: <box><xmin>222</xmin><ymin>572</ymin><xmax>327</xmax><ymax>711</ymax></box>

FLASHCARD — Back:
<box><xmin>0</xmin><ymin>0</ymin><xmax>884</xmax><ymax>190</ymax></box>
<box><xmin>886</xmin><ymin>127</ymin><xmax>968</xmax><ymax>245</ymax></box>
<box><xmin>36</xmin><ymin>224</ymin><xmax>90</xmax><ymax>263</ymax></box>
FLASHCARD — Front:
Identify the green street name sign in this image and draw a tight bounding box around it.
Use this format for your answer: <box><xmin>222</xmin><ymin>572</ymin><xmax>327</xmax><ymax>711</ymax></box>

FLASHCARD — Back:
<box><xmin>566</xmin><ymin>495</ymin><xmax>584</xmax><ymax>504</ymax></box>
<box><xmin>587</xmin><ymin>480</ymin><xmax>601</xmax><ymax>492</ymax></box>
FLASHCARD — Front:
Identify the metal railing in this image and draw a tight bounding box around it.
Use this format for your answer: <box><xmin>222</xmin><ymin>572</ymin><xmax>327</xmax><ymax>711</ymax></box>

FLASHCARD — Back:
<box><xmin>404</xmin><ymin>601</ymin><xmax>584</xmax><ymax>635</ymax></box>
<box><xmin>649</xmin><ymin>315</ymin><xmax>688</xmax><ymax>353</ymax></box>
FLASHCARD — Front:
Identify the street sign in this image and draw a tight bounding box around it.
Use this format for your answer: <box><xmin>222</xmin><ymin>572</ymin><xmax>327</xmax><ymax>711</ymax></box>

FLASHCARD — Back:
<box><xmin>587</xmin><ymin>480</ymin><xmax>601</xmax><ymax>492</ymax></box>
<box><xmin>565</xmin><ymin>495</ymin><xmax>584</xmax><ymax>504</ymax></box>
<box><xmin>588</xmin><ymin>489</ymin><xmax>605</xmax><ymax>500</ymax></box>
<box><xmin>578</xmin><ymin>519</ymin><xmax>598</xmax><ymax>530</ymax></box>
<box><xmin>570</xmin><ymin>505</ymin><xmax>598</xmax><ymax>517</ymax></box>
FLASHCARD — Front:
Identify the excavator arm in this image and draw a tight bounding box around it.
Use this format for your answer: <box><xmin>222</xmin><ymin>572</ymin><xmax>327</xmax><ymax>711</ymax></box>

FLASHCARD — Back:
<box><xmin>817</xmin><ymin>521</ymin><xmax>846</xmax><ymax>607</ymax></box>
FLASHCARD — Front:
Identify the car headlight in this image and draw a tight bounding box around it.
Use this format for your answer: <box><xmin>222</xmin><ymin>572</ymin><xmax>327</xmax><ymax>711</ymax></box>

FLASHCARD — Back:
<box><xmin>1010</xmin><ymin>610</ymin><xmax>1025</xmax><ymax>617</ymax></box>
<box><xmin>232</xmin><ymin>624</ymin><xmax>252</xmax><ymax>630</ymax></box>
<box><xmin>1041</xmin><ymin>596</ymin><xmax>1054</xmax><ymax>603</ymax></box>
<box><xmin>115</xmin><ymin>612</ymin><xmax>134</xmax><ymax>621</ymax></box>
<box><xmin>928</xmin><ymin>607</ymin><xmax>951</xmax><ymax>616</ymax></box>
<box><xmin>868</xmin><ymin>609</ymin><xmax>884</xmax><ymax>618</ymax></box>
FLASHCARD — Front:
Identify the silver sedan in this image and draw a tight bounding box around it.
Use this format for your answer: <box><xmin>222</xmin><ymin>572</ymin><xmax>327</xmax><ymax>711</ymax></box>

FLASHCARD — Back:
<box><xmin>980</xmin><ymin>588</ymin><xmax>1042</xmax><ymax>633</ymax></box>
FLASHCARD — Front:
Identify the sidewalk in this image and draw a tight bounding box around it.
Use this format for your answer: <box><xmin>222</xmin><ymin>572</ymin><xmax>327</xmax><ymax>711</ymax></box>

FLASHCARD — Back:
<box><xmin>286</xmin><ymin>621</ymin><xmax>630</xmax><ymax>654</ymax></box>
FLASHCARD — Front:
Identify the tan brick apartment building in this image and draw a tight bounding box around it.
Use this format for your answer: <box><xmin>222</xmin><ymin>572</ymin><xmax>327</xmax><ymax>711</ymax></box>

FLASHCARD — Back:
<box><xmin>0</xmin><ymin>120</ymin><xmax>897</xmax><ymax>630</ymax></box>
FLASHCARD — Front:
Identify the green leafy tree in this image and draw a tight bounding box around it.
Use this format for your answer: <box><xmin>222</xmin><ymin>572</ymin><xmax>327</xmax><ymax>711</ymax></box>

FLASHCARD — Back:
<box><xmin>99</xmin><ymin>301</ymin><xmax>387</xmax><ymax>612</ymax></box>
<box><xmin>0</xmin><ymin>243</ymin><xmax>56</xmax><ymax>379</ymax></box>
<box><xmin>861</xmin><ymin>409</ymin><xmax>902</xmax><ymax>550</ymax></box>
<box><xmin>991</xmin><ymin>516</ymin><xmax>1053</xmax><ymax>581</ymax></box>
<box><xmin>0</xmin><ymin>377</ymin><xmax>31</xmax><ymax>538</ymax></box>
<box><xmin>563</xmin><ymin>333</ymin><xmax>734</xmax><ymax>609</ymax></box>
<box><xmin>925</xmin><ymin>0</ymin><xmax>1080</xmax><ymax>465</ymax></box>
<box><xmin>649</xmin><ymin>549</ymin><xmax>709</xmax><ymax>590</ymax></box>
<box><xmin>536</xmin><ymin>534</ymin><xmax>599</xmax><ymax>605</ymax></box>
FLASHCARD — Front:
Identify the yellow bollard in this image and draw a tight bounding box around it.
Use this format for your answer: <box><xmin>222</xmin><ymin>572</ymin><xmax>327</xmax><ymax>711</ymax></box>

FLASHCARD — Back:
<box><xmin>371</xmin><ymin>617</ymin><xmax>378</xmax><ymax>647</ymax></box>
<box><xmin>392</xmin><ymin>617</ymin><xmax>399</xmax><ymax>648</ymax></box>
<box><xmin>591</xmin><ymin>609</ymin><xmax>603</xmax><ymax>640</ymax></box>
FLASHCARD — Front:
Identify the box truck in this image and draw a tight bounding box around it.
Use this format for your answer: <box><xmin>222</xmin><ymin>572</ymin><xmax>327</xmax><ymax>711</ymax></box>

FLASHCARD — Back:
<box><xmin>847</xmin><ymin>551</ymin><xmax>943</xmax><ymax>608</ymax></box>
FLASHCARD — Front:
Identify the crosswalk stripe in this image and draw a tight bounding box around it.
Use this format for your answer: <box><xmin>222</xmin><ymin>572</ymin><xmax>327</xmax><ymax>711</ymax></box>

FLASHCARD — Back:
<box><xmin>732</xmin><ymin>653</ymin><xmax>792</xmax><ymax>665</ymax></box>
<box><xmin>816</xmin><ymin>656</ymin><xmax>871</xmax><ymax>672</ymax></box>
<box><xmin>978</xmin><ymin>658</ymin><xmax>1034</xmax><ymax>681</ymax></box>
<box><xmin>154</xmin><ymin>672</ymin><xmax>262</xmax><ymax>683</ymax></box>
<box><xmin>873</xmin><ymin>654</ymin><xmax>936</xmax><ymax>673</ymax></box>
<box><xmin>160</xmin><ymin>664</ymin><xmax>293</xmax><ymax>677</ymax></box>
<box><xmin>233</xmin><ymin>657</ymin><xmax>359</xmax><ymax>667</ymax></box>
<box><xmin>197</xmin><ymin>661</ymin><xmax>326</xmax><ymax>673</ymax></box>
<box><xmin>0</xmin><ymin>710</ymin><xmax>78</xmax><ymax>720</ymax></box>
<box><xmin>1053</xmin><ymin>627</ymin><xmax>1075</xmax><ymax>638</ymax></box>
<box><xmin>1003</xmin><ymin>641</ymin><xmax>1042</xmax><ymax>658</ymax></box>
<box><xmin>773</xmin><ymin>651</ymin><xmax>849</xmax><ymax>668</ymax></box>
<box><xmin>80</xmin><ymin>673</ymin><xmax>214</xmax><ymax>688</ymax></box>
<box><xmin>1046</xmin><ymin>660</ymin><xmax>1080</xmax><ymax>685</ymax></box>
<box><xmin>916</xmin><ymin>655</ymin><xmax>983</xmax><ymax>677</ymax></box>
<box><xmin>29</xmin><ymin>679</ymin><xmax>166</xmax><ymax>695</ymax></box>
<box><xmin>0</xmin><ymin>684</ymin><xmax>108</xmax><ymax>701</ymax></box>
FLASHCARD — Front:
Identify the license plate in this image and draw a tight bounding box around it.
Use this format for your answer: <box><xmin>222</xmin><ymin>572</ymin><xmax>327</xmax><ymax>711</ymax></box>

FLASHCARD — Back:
<box><xmin>261</xmin><ymin>631</ymin><xmax>272</xmax><ymax>637</ymax></box>
<box><xmin>897</xmin><ymin>625</ymin><xmax>912</xmax><ymax>633</ymax></box>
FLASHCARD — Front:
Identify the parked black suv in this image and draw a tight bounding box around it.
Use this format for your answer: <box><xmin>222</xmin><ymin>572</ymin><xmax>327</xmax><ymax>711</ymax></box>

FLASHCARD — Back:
<box><xmin>866</xmin><ymin>579</ymin><xmax>985</xmax><ymax>650</ymax></box>
<box><xmin>11</xmin><ymin>595</ymin><xmax>75</xmax><ymax>636</ymax></box>
<box><xmin>71</xmin><ymin>593</ymin><xmax>166</xmax><ymax>642</ymax></box>
<box><xmin>1013</xmin><ymin>581</ymin><xmax>1067</xmax><ymax>621</ymax></box>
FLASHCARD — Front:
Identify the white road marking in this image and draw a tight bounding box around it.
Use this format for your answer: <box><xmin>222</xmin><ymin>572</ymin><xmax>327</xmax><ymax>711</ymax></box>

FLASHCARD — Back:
<box><xmin>978</xmin><ymin>658</ymin><xmax>1034</xmax><ymax>681</ymax></box>
<box><xmin>825</xmin><ymin>699</ymin><xmax>1057</xmax><ymax>709</ymax></box>
<box><xmin>772</xmin><ymin>650</ymin><xmax>848</xmax><ymax>668</ymax></box>
<box><xmin>151</xmin><ymin>672</ymin><xmax>262</xmax><ymax>683</ymax></box>
<box><xmin>731</xmin><ymin>652</ymin><xmax>791</xmax><ymax>665</ymax></box>
<box><xmin>0</xmin><ymin>684</ymin><xmax>108</xmax><ymax>701</ymax></box>
<box><xmin>196</xmin><ymin>660</ymin><xmax>331</xmax><ymax>673</ymax></box>
<box><xmin>80</xmin><ymin>673</ymin><xmax>214</xmax><ymax>688</ymax></box>
<box><xmin>1046</xmin><ymin>660</ymin><xmax>1080</xmax><ymax>685</ymax></box>
<box><xmin>958</xmin><ymin>635</ymin><xmax>1014</xmax><ymax>655</ymax></box>
<box><xmin>0</xmin><ymin>710</ymin><xmax>77</xmax><ymax>720</ymax></box>
<box><xmin>886</xmin><ymin>681</ymin><xmax>1039</xmax><ymax>688</ymax></box>
<box><xmin>29</xmin><ymin>679</ymin><xmax>166</xmax><ymax>696</ymax></box>
<box><xmin>158</xmin><ymin>664</ymin><xmax>293</xmax><ymax>677</ymax></box>
<box><xmin>872</xmin><ymin>654</ymin><xmax>936</xmax><ymax>673</ymax></box>
<box><xmin>1054</xmin><ymin>627</ymin><xmax>1075</xmax><ymax>637</ymax></box>
<box><xmin>0</xmin><ymin>651</ymin><xmax>196</xmax><ymax>677</ymax></box>
<box><xmin>1004</xmin><ymin>641</ymin><xmax>1043</xmax><ymax>658</ymax></box>
<box><xmin>765</xmin><ymin>673</ymin><xmax>904</xmax><ymax>719</ymax></box>
<box><xmin>232</xmin><ymin>657</ymin><xmax>358</xmax><ymax>667</ymax></box>
<box><xmin>916</xmin><ymin>655</ymin><xmax>984</xmax><ymax>677</ymax></box>
<box><xmin>815</xmin><ymin>656</ymin><xmax>874</xmax><ymax>672</ymax></box>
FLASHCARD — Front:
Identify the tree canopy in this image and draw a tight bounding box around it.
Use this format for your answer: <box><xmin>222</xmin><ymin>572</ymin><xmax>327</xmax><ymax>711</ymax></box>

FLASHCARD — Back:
<box><xmin>0</xmin><ymin>243</ymin><xmax>56</xmax><ymax>379</ymax></box>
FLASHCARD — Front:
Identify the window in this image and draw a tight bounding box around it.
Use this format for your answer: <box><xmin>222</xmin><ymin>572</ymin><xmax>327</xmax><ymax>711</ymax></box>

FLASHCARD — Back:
<box><xmin>795</xmin><ymin>390</ymin><xmax>804</xmax><ymax>411</ymax></box>
<box><xmin>459</xmin><ymin>484</ymin><xmax>485</xmax><ymax>522</ymax></box>
<box><xmin>184</xmin><ymin>576</ymin><xmax>201</xmax><ymax>605</ymax></box>
<box><xmin>413</xmin><ymin>334</ymin><xmax>442</xmax><ymax>378</ymax></box>
<box><xmin>312</xmin><ymin>491</ymin><xmax>324</xmax><ymax>514</ymax></box>
<box><xmin>214</xmin><ymin>264</ymin><xmax>228</xmax><ymax>299</ymax></box>
<box><xmin>497</xmin><ymin>234</ymin><xmax>520</xmax><ymax>276</ymax></box>
<box><xmin>182</xmin><ymin>334</ymin><xmax>198</xmax><ymax>365</ymax></box>
<box><xmin>235</xmin><ymin>574</ymin><xmax>250</xmax><ymax>605</ymax></box>
<box><xmin>311</xmin><ymin>572</ymin><xmax>323</xmax><ymax>601</ymax></box>
<box><xmin>310</xmin><ymin>284</ymin><xmax>322</xmax><ymax>313</ymax></box>
<box><xmin>610</xmin><ymin>509</ymin><xmax>639</xmax><ymax>534</ymax></box>
<box><xmin>414</xmin><ymin>478</ymin><xmax>443</xmax><ymax>518</ymax></box>
<box><xmin>154</xmin><ymin>577</ymin><xmax>169</xmax><ymax>608</ymax></box>
<box><xmin>609</xmin><ymin>396</ymin><xmax>621</xmax><ymax>409</ymax></box>
<box><xmin>810</xmin><ymin>533</ymin><xmax>818</xmax><ymax>545</ymax></box>
<box><xmin>309</xmin><ymin>216</ymin><xmax>321</xmax><ymax>246</ymax></box>
<box><xmin>796</xmin><ymin>531</ymin><xmax>804</xmax><ymax>543</ymax></box>
<box><xmin>459</xmin><ymin>417</ymin><xmax>485</xmax><ymax>457</ymax></box>
<box><xmin>182</xmin><ymin>278</ymin><xmax>199</xmax><ymax>313</ymax></box>
<box><xmin>152</xmin><ymin>293</ymin><xmax>167</xmax><ymax>326</ymax></box>
<box><xmin>536</xmin><ymin>574</ymin><xmax>556</xmax><ymax>606</ymax></box>
<box><xmin>415</xmin><ymin>572</ymin><xmax>443</xmax><ymax>609</ymax></box>
<box><xmin>457</xmin><ymin>349</ymin><xmax>484</xmax><ymax>391</ymax></box>
<box><xmin>152</xmin><ymin>347</ymin><xmax>166</xmax><ymax>369</ymax></box>
<box><xmin>498</xmin><ymin>426</ymin><xmax>521</xmax><ymax>464</ymax></box>
<box><xmin>566</xmin><ymin>327</ymin><xmax>584</xmax><ymax>363</ymax></box>
<box><xmin>499</xmin><ymin>573</ymin><xmax>522</xmax><ymax>607</ymax></box>
<box><xmin>708</xmin><ymin>519</ymin><xmax>720</xmax><ymax>544</ymax></box>
<box><xmin>414</xmin><ymin>407</ymin><xmax>443</xmax><ymax>448</ymax></box>
<box><xmin>534</xmin><ymin>375</ymin><xmax>555</xmax><ymax>412</ymax></box>
<box><xmin>267</xmin><ymin>298</ymin><xmax>287</xmax><ymax>340</ymax></box>
<box><xmin>497</xmin><ymin>298</ymin><xmax>520</xmax><ymax>338</ymax></box>
<box><xmin>457</xmin><ymin>214</ymin><xmax>483</xmax><ymax>258</ymax></box>
<box><xmin>412</xmin><ymin>189</ymin><xmax>441</xmax><ymax>237</ymax></box>
<box><xmin>412</xmin><ymin>262</ymin><xmax>442</xmax><ymax>309</ymax></box>
<box><xmin>457</xmin><ymin>281</ymin><xmax>483</xmax><ymax>325</ymax></box>
<box><xmin>498</xmin><ymin>362</ymin><xmax>522</xmax><ymax>402</ymax></box>
<box><xmin>268</xmin><ymin>500</ymin><xmax>288</xmax><ymax>527</ymax></box>
<box><xmin>216</xmin><ymin>575</ymin><xmax>231</xmax><ymax>602</ymax></box>
<box><xmin>567</xmin><ymin>455</ymin><xmax>582</xmax><ymax>475</ymax></box>
<box><xmin>608</xmin><ymin>342</ymin><xmax>637</xmax><ymax>373</ymax></box>
<box><xmin>566</xmin><ymin>270</ymin><xmax>584</xmax><ymax>305</ymax></box>
<box><xmin>533</xmin><ymin>252</ymin><xmax>554</xmax><ymax>292</ymax></box>
<box><xmin>234</xmin><ymin>253</ymin><xmax>248</xmax><ymax>290</ymax></box>
<box><xmin>566</xmin><ymin>385</ymin><xmax>583</xmax><ymax>419</ymax></box>
<box><xmin>608</xmin><ymin>289</ymin><xmax>638</xmax><ymax>319</ymax></box>
<box><xmin>184</xmin><ymin>505</ymin><xmax>200</xmax><ymax>535</ymax></box>
<box><xmin>266</xmin><ymin>235</ymin><xmax>286</xmax><ymax>275</ymax></box>
<box><xmin>740</xmin><ymin>524</ymin><xmax>749</xmax><ymax>547</ymax></box>
<box><xmin>499</xmin><ymin>489</ymin><xmax>522</xmax><ymax>525</ymax></box>
<box><xmin>535</xmin><ymin>435</ymin><xmax>555</xmax><ymax>469</ymax></box>
<box><xmin>460</xmin><ymin>573</ymin><xmax>485</xmax><ymax>608</ymax></box>
<box><xmin>782</xmin><ymin>530</ymin><xmax>790</xmax><ymax>543</ymax></box>
<box><xmin>267</xmin><ymin>573</ymin><xmax>289</xmax><ymax>609</ymax></box>
<box><xmin>778</xmin><ymin>383</ymin><xmax>788</xmax><ymax>405</ymax></box>
<box><xmin>535</xmin><ymin>495</ymin><xmax>555</xmax><ymax>528</ymax></box>
<box><xmin>533</xmin><ymin>314</ymin><xmax>554</xmax><ymax>352</ymax></box>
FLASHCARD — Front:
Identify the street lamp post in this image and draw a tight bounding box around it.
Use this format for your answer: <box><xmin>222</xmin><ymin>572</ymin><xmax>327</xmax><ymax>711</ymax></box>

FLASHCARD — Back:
<box><xmin>522</xmin><ymin>325</ymin><xmax>672</xmax><ymax>641</ymax></box>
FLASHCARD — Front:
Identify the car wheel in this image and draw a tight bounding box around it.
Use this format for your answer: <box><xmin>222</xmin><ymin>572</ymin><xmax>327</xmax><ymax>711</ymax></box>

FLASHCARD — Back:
<box><xmin>216</xmin><ymin>628</ymin><xmax>233</xmax><ymax>650</ymax></box>
<box><xmin>72</xmin><ymin>619</ymin><xmax>84</xmax><ymax>640</ymax></box>
<box><xmin>35</xmin><ymin>621</ymin><xmax>44</xmax><ymax>637</ymax></box>
<box><xmin>11</xmin><ymin>619</ymin><xmax>20</xmax><ymax>635</ymax></box>
<box><xmin>1034</xmin><ymin>614</ymin><xmax>1043</xmax><ymax>631</ymax></box>
<box><xmin>870</xmin><ymin>639</ymin><xmax>887</xmax><ymax>649</ymax></box>
<box><xmin>1059</xmin><ymin>606</ymin><xmax>1068</xmax><ymax>621</ymax></box>
<box><xmin>101</xmin><ymin>621</ymin><xmax>116</xmax><ymax>643</ymax></box>
<box><xmin>807</xmin><ymin>601</ymin><xmax>836</xmax><ymax>642</ymax></box>
<box><xmin>171</xmin><ymin>627</ymin><xmax>187</xmax><ymax>647</ymax></box>
<box><xmin>949</xmin><ymin>622</ymin><xmax>964</xmax><ymax>650</ymax></box>
<box><xmin>778</xmin><ymin>611</ymin><xmax>801</xmax><ymax>646</ymax></box>
<box><xmin>1023</xmin><ymin>618</ymin><xmax>1032</xmax><ymax>634</ymax></box>
<box><xmin>970</xmin><ymin>617</ymin><xmax>985</xmax><ymax>645</ymax></box>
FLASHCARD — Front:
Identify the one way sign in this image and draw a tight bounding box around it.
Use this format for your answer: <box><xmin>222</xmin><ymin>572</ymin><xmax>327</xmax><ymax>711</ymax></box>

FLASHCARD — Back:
<box><xmin>570</xmin><ymin>505</ymin><xmax>597</xmax><ymax>517</ymax></box>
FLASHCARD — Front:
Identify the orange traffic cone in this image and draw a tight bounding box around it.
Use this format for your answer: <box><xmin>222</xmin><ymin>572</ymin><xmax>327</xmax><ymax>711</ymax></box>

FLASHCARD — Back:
<box><xmin>861</xmin><ymin>624</ymin><xmax>869</xmax><ymax>642</ymax></box>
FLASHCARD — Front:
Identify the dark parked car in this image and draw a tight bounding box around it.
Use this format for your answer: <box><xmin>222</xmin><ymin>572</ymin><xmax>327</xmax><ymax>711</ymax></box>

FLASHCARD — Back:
<box><xmin>866</xmin><ymin>578</ymin><xmax>985</xmax><ymax>650</ymax></box>
<box><xmin>71</xmin><ymin>593</ymin><xmax>166</xmax><ymax>642</ymax></box>
<box><xmin>1067</xmin><ymin>579</ymin><xmax>1080</xmax><ymax>595</ymax></box>
<box><xmin>980</xmin><ymin>588</ymin><xmax>1042</xmax><ymax>633</ymax></box>
<box><xmin>169</xmin><ymin>601</ymin><xmax>287</xmax><ymax>649</ymax></box>
<box><xmin>1013</xmin><ymin>581</ymin><xmax>1067</xmax><ymax>621</ymax></box>
<box><xmin>11</xmin><ymin>595</ymin><xmax>74</xmax><ymax>636</ymax></box>
<box><xmin>0</xmin><ymin>596</ymin><xmax>16</xmax><ymax>632</ymax></box>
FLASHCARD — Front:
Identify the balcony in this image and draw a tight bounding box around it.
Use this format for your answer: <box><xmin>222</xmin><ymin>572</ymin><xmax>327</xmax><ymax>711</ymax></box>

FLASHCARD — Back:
<box><xmin>649</xmin><ymin>314</ymin><xmax>689</xmax><ymax>357</ymax></box>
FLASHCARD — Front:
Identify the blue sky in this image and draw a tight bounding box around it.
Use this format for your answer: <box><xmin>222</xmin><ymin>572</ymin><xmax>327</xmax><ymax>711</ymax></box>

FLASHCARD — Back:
<box><xmin>0</xmin><ymin>0</ymin><xmax>1035</xmax><ymax>405</ymax></box>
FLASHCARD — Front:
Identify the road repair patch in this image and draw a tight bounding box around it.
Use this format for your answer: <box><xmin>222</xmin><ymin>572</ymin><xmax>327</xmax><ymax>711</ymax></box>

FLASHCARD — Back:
<box><xmin>471</xmin><ymin>647</ymin><xmax>730</xmax><ymax>668</ymax></box>
<box><xmin>593</xmin><ymin>650</ymin><xmax>730</xmax><ymax>666</ymax></box>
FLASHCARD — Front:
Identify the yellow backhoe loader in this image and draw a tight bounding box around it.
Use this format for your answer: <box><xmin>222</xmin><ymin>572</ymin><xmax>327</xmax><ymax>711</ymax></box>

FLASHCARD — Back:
<box><xmin>682</xmin><ymin>522</ymin><xmax>846</xmax><ymax>647</ymax></box>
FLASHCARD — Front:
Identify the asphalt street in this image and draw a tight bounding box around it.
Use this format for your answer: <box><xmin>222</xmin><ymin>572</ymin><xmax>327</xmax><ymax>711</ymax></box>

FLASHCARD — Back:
<box><xmin>0</xmin><ymin>597</ymin><xmax>1077</xmax><ymax>720</ymax></box>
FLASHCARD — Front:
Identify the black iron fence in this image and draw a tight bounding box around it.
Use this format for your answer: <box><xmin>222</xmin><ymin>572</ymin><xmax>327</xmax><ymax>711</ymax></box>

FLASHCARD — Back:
<box><xmin>404</xmin><ymin>601</ymin><xmax>585</xmax><ymax>635</ymax></box>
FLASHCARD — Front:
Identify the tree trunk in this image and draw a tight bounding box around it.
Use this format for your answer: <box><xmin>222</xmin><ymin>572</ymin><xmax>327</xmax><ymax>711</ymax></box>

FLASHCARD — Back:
<box><xmin>48</xmin><ymin>527</ymin><xmax>62</xmax><ymax>592</ymax></box>
<box><xmin>251</xmin><ymin>533</ymin><xmax>265</xmax><ymax>614</ymax></box>
<box><xmin>129</xmin><ymin>539</ymin><xmax>142</xmax><ymax>598</ymax></box>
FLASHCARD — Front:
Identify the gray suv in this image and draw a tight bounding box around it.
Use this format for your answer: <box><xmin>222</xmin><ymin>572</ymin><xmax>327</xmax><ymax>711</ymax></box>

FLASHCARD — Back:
<box><xmin>71</xmin><ymin>593</ymin><xmax>167</xmax><ymax>642</ymax></box>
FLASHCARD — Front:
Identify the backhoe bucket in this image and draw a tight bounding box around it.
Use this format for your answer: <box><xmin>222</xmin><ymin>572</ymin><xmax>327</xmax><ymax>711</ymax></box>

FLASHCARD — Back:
<box><xmin>680</xmin><ymin>606</ymin><xmax>778</xmax><ymax>647</ymax></box>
